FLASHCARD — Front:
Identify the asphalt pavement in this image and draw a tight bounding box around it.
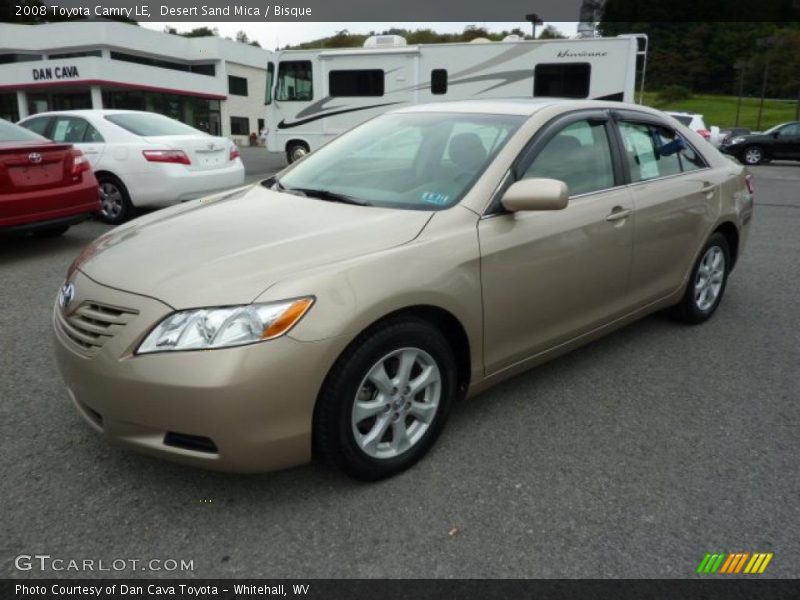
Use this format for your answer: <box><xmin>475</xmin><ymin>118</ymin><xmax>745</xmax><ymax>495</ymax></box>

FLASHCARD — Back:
<box><xmin>1</xmin><ymin>160</ymin><xmax>798</xmax><ymax>579</ymax></box>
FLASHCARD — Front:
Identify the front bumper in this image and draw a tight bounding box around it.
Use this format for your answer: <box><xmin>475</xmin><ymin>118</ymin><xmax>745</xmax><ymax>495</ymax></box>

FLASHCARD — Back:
<box><xmin>52</xmin><ymin>271</ymin><xmax>344</xmax><ymax>473</ymax></box>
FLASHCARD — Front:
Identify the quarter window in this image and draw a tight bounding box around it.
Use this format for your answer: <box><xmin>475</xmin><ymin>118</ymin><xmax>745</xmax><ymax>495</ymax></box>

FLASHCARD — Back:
<box><xmin>521</xmin><ymin>119</ymin><xmax>615</xmax><ymax>196</ymax></box>
<box><xmin>276</xmin><ymin>61</ymin><xmax>313</xmax><ymax>101</ymax></box>
<box><xmin>329</xmin><ymin>70</ymin><xmax>384</xmax><ymax>97</ymax></box>
<box><xmin>534</xmin><ymin>63</ymin><xmax>590</xmax><ymax>99</ymax></box>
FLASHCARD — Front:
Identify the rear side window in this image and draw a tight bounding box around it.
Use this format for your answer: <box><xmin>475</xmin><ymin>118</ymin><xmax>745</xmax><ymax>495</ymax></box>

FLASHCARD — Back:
<box><xmin>618</xmin><ymin>121</ymin><xmax>705</xmax><ymax>181</ymax></box>
<box><xmin>0</xmin><ymin>118</ymin><xmax>47</xmax><ymax>142</ymax></box>
<box><xmin>329</xmin><ymin>70</ymin><xmax>384</xmax><ymax>97</ymax></box>
<box><xmin>521</xmin><ymin>119</ymin><xmax>615</xmax><ymax>196</ymax></box>
<box><xmin>431</xmin><ymin>69</ymin><xmax>448</xmax><ymax>95</ymax></box>
<box><xmin>19</xmin><ymin>116</ymin><xmax>51</xmax><ymax>137</ymax></box>
<box><xmin>534</xmin><ymin>63</ymin><xmax>590</xmax><ymax>99</ymax></box>
<box><xmin>105</xmin><ymin>113</ymin><xmax>200</xmax><ymax>136</ymax></box>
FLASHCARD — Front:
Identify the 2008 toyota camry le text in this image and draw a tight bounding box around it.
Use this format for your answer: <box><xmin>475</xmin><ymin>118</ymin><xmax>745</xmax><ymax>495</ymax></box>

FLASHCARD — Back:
<box><xmin>53</xmin><ymin>99</ymin><xmax>754</xmax><ymax>480</ymax></box>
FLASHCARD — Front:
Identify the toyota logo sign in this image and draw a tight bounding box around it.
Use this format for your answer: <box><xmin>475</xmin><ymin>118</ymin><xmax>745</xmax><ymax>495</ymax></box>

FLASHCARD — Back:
<box><xmin>58</xmin><ymin>282</ymin><xmax>75</xmax><ymax>310</ymax></box>
<box><xmin>28</xmin><ymin>152</ymin><xmax>43</xmax><ymax>164</ymax></box>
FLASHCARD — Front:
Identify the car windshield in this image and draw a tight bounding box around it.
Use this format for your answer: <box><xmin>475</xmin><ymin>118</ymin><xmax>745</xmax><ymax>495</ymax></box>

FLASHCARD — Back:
<box><xmin>0</xmin><ymin>119</ymin><xmax>47</xmax><ymax>142</ymax></box>
<box><xmin>105</xmin><ymin>113</ymin><xmax>203</xmax><ymax>137</ymax></box>
<box><xmin>276</xmin><ymin>112</ymin><xmax>524</xmax><ymax>210</ymax></box>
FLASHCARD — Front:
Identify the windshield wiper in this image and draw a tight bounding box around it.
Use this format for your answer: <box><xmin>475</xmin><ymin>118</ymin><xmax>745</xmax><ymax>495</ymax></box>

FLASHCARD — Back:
<box><xmin>283</xmin><ymin>186</ymin><xmax>371</xmax><ymax>206</ymax></box>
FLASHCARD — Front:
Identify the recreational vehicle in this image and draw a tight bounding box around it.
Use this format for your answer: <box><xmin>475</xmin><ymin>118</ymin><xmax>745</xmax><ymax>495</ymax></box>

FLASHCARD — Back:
<box><xmin>264</xmin><ymin>34</ymin><xmax>647</xmax><ymax>162</ymax></box>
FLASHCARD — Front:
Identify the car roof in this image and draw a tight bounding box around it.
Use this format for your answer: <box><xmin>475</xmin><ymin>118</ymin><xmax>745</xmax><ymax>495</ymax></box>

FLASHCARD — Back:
<box><xmin>392</xmin><ymin>98</ymin><xmax>662</xmax><ymax>117</ymax></box>
<box><xmin>21</xmin><ymin>109</ymin><xmax>155</xmax><ymax>119</ymax></box>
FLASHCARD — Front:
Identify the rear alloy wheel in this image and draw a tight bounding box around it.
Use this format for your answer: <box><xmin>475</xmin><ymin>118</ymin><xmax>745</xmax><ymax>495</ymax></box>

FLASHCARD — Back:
<box><xmin>673</xmin><ymin>232</ymin><xmax>730</xmax><ymax>324</ymax></box>
<box><xmin>314</xmin><ymin>317</ymin><xmax>456</xmax><ymax>480</ymax></box>
<box><xmin>743</xmin><ymin>146</ymin><xmax>764</xmax><ymax>165</ymax></box>
<box><xmin>98</xmin><ymin>176</ymin><xmax>133</xmax><ymax>225</ymax></box>
<box><xmin>286</xmin><ymin>142</ymin><xmax>309</xmax><ymax>164</ymax></box>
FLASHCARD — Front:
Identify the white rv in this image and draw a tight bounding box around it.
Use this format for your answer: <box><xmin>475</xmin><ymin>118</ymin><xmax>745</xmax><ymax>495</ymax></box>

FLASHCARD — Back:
<box><xmin>264</xmin><ymin>34</ymin><xmax>647</xmax><ymax>162</ymax></box>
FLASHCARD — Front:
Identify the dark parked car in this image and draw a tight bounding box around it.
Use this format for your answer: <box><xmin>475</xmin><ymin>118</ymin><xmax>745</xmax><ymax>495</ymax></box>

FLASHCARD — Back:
<box><xmin>0</xmin><ymin>118</ymin><xmax>100</xmax><ymax>236</ymax></box>
<box><xmin>720</xmin><ymin>127</ymin><xmax>751</xmax><ymax>146</ymax></box>
<box><xmin>720</xmin><ymin>121</ymin><xmax>800</xmax><ymax>165</ymax></box>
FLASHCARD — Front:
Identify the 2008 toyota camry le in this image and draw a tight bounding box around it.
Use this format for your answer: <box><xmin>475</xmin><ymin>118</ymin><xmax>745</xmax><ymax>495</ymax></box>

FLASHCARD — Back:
<box><xmin>53</xmin><ymin>99</ymin><xmax>754</xmax><ymax>480</ymax></box>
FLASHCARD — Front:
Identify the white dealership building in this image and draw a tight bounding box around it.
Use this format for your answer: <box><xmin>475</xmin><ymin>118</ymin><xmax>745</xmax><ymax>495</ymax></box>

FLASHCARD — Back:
<box><xmin>0</xmin><ymin>21</ymin><xmax>272</xmax><ymax>144</ymax></box>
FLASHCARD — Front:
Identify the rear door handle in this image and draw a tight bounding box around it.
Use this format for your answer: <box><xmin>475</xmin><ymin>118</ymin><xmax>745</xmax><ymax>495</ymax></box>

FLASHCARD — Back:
<box><xmin>701</xmin><ymin>181</ymin><xmax>715</xmax><ymax>193</ymax></box>
<box><xmin>606</xmin><ymin>207</ymin><xmax>632</xmax><ymax>222</ymax></box>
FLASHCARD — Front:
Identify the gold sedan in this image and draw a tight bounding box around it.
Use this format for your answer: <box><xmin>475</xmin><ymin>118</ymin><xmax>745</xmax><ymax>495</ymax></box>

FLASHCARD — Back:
<box><xmin>53</xmin><ymin>100</ymin><xmax>754</xmax><ymax>480</ymax></box>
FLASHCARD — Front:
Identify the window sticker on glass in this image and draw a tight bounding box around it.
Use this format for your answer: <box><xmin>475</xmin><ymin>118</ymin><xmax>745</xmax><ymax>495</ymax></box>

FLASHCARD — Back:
<box><xmin>421</xmin><ymin>191</ymin><xmax>450</xmax><ymax>206</ymax></box>
<box><xmin>52</xmin><ymin>120</ymin><xmax>70</xmax><ymax>142</ymax></box>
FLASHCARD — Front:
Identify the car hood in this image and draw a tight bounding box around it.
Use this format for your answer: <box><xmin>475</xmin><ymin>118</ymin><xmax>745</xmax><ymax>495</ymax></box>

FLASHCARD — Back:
<box><xmin>78</xmin><ymin>185</ymin><xmax>433</xmax><ymax>308</ymax></box>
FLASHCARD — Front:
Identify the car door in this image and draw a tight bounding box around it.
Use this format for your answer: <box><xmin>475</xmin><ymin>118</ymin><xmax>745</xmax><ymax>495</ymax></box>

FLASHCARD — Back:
<box><xmin>49</xmin><ymin>115</ymin><xmax>106</xmax><ymax>168</ymax></box>
<box><xmin>771</xmin><ymin>123</ymin><xmax>800</xmax><ymax>158</ymax></box>
<box><xmin>478</xmin><ymin>111</ymin><xmax>634</xmax><ymax>374</ymax></box>
<box><xmin>613</xmin><ymin>113</ymin><xmax>717</xmax><ymax>306</ymax></box>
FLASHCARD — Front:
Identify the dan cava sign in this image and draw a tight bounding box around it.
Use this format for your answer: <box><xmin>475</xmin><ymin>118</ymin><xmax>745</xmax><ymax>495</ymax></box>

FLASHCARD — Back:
<box><xmin>32</xmin><ymin>65</ymin><xmax>80</xmax><ymax>81</ymax></box>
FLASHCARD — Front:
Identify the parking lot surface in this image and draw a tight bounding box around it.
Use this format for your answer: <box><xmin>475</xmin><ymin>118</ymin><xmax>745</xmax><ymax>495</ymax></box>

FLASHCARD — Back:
<box><xmin>1</xmin><ymin>161</ymin><xmax>798</xmax><ymax>578</ymax></box>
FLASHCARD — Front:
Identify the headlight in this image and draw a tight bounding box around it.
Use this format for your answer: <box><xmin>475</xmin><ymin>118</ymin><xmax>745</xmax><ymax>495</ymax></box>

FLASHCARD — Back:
<box><xmin>137</xmin><ymin>297</ymin><xmax>314</xmax><ymax>354</ymax></box>
<box><xmin>730</xmin><ymin>137</ymin><xmax>746</xmax><ymax>144</ymax></box>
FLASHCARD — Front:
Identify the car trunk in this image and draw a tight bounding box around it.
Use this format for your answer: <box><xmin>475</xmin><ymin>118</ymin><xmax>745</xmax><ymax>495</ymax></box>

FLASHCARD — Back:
<box><xmin>0</xmin><ymin>142</ymin><xmax>76</xmax><ymax>194</ymax></box>
<box><xmin>143</xmin><ymin>135</ymin><xmax>231</xmax><ymax>172</ymax></box>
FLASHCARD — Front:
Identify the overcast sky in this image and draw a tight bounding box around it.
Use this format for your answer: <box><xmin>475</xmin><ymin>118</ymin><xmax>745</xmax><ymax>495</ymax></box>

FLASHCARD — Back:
<box><xmin>141</xmin><ymin>22</ymin><xmax>580</xmax><ymax>50</ymax></box>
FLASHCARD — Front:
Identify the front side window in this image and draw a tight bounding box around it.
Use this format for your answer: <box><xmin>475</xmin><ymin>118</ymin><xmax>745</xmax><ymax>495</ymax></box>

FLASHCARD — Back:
<box><xmin>277</xmin><ymin>112</ymin><xmax>524</xmax><ymax>210</ymax></box>
<box><xmin>50</xmin><ymin>117</ymin><xmax>89</xmax><ymax>143</ymax></box>
<box><xmin>329</xmin><ymin>70</ymin><xmax>384</xmax><ymax>97</ymax></box>
<box><xmin>521</xmin><ymin>119</ymin><xmax>615</xmax><ymax>196</ymax></box>
<box><xmin>534</xmin><ymin>63</ymin><xmax>590</xmax><ymax>99</ymax></box>
<box><xmin>778</xmin><ymin>123</ymin><xmax>800</xmax><ymax>136</ymax></box>
<box><xmin>276</xmin><ymin>61</ymin><xmax>313</xmax><ymax>102</ymax></box>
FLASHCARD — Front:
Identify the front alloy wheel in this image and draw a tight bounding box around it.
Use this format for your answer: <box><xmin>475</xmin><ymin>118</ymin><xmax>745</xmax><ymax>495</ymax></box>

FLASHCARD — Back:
<box><xmin>352</xmin><ymin>347</ymin><xmax>442</xmax><ymax>460</ymax></box>
<box><xmin>314</xmin><ymin>317</ymin><xmax>456</xmax><ymax>480</ymax></box>
<box><xmin>743</xmin><ymin>146</ymin><xmax>763</xmax><ymax>165</ymax></box>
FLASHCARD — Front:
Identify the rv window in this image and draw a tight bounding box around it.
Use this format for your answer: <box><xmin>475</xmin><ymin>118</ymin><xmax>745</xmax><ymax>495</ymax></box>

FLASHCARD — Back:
<box><xmin>265</xmin><ymin>62</ymin><xmax>275</xmax><ymax>105</ymax></box>
<box><xmin>329</xmin><ymin>70</ymin><xmax>384</xmax><ymax>97</ymax></box>
<box><xmin>431</xmin><ymin>69</ymin><xmax>448</xmax><ymax>95</ymax></box>
<box><xmin>276</xmin><ymin>61</ymin><xmax>313</xmax><ymax>102</ymax></box>
<box><xmin>533</xmin><ymin>63</ymin><xmax>590</xmax><ymax>99</ymax></box>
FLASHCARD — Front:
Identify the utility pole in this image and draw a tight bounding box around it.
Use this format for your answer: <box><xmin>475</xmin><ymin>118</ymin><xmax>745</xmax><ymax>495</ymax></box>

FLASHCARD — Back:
<box><xmin>734</xmin><ymin>62</ymin><xmax>746</xmax><ymax>128</ymax></box>
<box><xmin>756</xmin><ymin>36</ymin><xmax>777</xmax><ymax>131</ymax></box>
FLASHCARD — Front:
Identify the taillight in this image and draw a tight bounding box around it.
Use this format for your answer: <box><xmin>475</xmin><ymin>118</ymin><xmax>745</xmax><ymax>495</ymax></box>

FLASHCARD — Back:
<box><xmin>697</xmin><ymin>129</ymin><xmax>711</xmax><ymax>140</ymax></box>
<box><xmin>229</xmin><ymin>145</ymin><xmax>241</xmax><ymax>161</ymax></box>
<box><xmin>70</xmin><ymin>149</ymin><xmax>90</xmax><ymax>177</ymax></box>
<box><xmin>745</xmin><ymin>174</ymin><xmax>754</xmax><ymax>195</ymax></box>
<box><xmin>142</xmin><ymin>149</ymin><xmax>191</xmax><ymax>165</ymax></box>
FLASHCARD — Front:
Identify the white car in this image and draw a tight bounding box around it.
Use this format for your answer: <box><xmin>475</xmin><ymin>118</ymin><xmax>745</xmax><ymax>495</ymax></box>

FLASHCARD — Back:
<box><xmin>18</xmin><ymin>110</ymin><xmax>245</xmax><ymax>223</ymax></box>
<box><xmin>665</xmin><ymin>111</ymin><xmax>723</xmax><ymax>147</ymax></box>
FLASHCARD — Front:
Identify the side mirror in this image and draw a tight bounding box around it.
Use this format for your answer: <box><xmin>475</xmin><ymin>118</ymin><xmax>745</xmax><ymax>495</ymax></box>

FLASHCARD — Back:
<box><xmin>772</xmin><ymin>131</ymin><xmax>780</xmax><ymax>139</ymax></box>
<box><xmin>501</xmin><ymin>178</ymin><xmax>569</xmax><ymax>212</ymax></box>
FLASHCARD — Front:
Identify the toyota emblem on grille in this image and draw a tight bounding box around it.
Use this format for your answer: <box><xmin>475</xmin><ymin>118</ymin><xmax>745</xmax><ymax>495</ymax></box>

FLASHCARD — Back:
<box><xmin>59</xmin><ymin>282</ymin><xmax>75</xmax><ymax>310</ymax></box>
<box><xmin>28</xmin><ymin>152</ymin><xmax>43</xmax><ymax>164</ymax></box>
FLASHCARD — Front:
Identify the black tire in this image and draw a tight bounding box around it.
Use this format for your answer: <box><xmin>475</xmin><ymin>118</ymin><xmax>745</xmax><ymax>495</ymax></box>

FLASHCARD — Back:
<box><xmin>97</xmin><ymin>175</ymin><xmax>133</xmax><ymax>225</ymax></box>
<box><xmin>33</xmin><ymin>225</ymin><xmax>69</xmax><ymax>237</ymax></box>
<box><xmin>314</xmin><ymin>317</ymin><xmax>457</xmax><ymax>481</ymax></box>
<box><xmin>673</xmin><ymin>232</ymin><xmax>731</xmax><ymax>324</ymax></box>
<box><xmin>286</xmin><ymin>141</ymin><xmax>309</xmax><ymax>164</ymax></box>
<box><xmin>742</xmin><ymin>145</ymin><xmax>764</xmax><ymax>165</ymax></box>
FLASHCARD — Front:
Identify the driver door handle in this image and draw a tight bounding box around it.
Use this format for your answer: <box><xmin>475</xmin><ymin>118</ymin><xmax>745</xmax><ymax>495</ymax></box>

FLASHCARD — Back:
<box><xmin>701</xmin><ymin>181</ymin><xmax>716</xmax><ymax>193</ymax></box>
<box><xmin>606</xmin><ymin>206</ymin><xmax>632</xmax><ymax>222</ymax></box>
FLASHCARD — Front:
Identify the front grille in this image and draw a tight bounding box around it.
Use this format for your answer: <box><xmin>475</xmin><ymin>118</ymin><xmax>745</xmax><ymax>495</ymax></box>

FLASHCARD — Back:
<box><xmin>56</xmin><ymin>301</ymin><xmax>138</xmax><ymax>355</ymax></box>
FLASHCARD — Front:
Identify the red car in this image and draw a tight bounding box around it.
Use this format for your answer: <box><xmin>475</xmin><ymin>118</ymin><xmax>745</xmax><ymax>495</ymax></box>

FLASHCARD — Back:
<box><xmin>0</xmin><ymin>118</ymin><xmax>100</xmax><ymax>236</ymax></box>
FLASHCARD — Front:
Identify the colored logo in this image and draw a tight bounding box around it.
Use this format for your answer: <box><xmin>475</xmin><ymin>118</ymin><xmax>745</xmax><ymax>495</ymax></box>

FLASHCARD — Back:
<box><xmin>697</xmin><ymin>552</ymin><xmax>773</xmax><ymax>574</ymax></box>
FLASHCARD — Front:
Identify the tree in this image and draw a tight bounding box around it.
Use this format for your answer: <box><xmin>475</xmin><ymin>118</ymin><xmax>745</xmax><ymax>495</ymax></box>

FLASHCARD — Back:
<box><xmin>235</xmin><ymin>30</ymin><xmax>249</xmax><ymax>44</ymax></box>
<box><xmin>180</xmin><ymin>27</ymin><xmax>218</xmax><ymax>38</ymax></box>
<box><xmin>538</xmin><ymin>25</ymin><xmax>565</xmax><ymax>39</ymax></box>
<box><xmin>164</xmin><ymin>26</ymin><xmax>178</xmax><ymax>35</ymax></box>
